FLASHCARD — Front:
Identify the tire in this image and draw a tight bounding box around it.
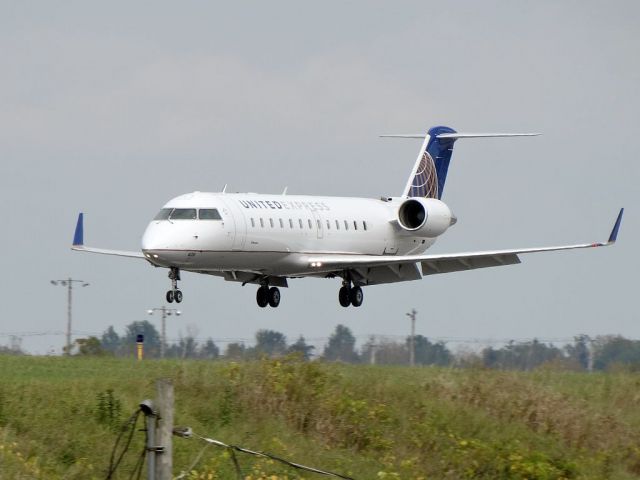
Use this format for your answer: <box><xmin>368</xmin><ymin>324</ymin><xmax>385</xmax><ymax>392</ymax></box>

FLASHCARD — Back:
<box><xmin>350</xmin><ymin>286</ymin><xmax>363</xmax><ymax>307</ymax></box>
<box><xmin>256</xmin><ymin>287</ymin><xmax>269</xmax><ymax>308</ymax></box>
<box><xmin>166</xmin><ymin>290</ymin><xmax>174</xmax><ymax>303</ymax></box>
<box><xmin>338</xmin><ymin>286</ymin><xmax>351</xmax><ymax>307</ymax></box>
<box><xmin>268</xmin><ymin>287</ymin><xmax>281</xmax><ymax>308</ymax></box>
<box><xmin>174</xmin><ymin>290</ymin><xmax>183</xmax><ymax>303</ymax></box>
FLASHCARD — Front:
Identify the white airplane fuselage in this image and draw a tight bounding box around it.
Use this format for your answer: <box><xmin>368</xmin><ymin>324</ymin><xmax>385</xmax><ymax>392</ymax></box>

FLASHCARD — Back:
<box><xmin>141</xmin><ymin>192</ymin><xmax>445</xmax><ymax>277</ymax></box>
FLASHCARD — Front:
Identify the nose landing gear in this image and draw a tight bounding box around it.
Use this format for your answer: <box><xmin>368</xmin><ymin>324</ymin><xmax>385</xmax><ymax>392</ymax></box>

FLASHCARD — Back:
<box><xmin>166</xmin><ymin>267</ymin><xmax>183</xmax><ymax>303</ymax></box>
<box><xmin>256</xmin><ymin>284</ymin><xmax>281</xmax><ymax>308</ymax></box>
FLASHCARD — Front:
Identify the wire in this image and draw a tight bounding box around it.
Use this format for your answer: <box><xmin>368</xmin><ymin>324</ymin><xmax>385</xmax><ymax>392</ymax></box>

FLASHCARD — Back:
<box><xmin>105</xmin><ymin>409</ymin><xmax>141</xmax><ymax>480</ymax></box>
<box><xmin>175</xmin><ymin>443</ymin><xmax>211</xmax><ymax>480</ymax></box>
<box><xmin>228</xmin><ymin>447</ymin><xmax>243</xmax><ymax>480</ymax></box>
<box><xmin>175</xmin><ymin>429</ymin><xmax>355</xmax><ymax>480</ymax></box>
<box><xmin>129</xmin><ymin>418</ymin><xmax>148</xmax><ymax>480</ymax></box>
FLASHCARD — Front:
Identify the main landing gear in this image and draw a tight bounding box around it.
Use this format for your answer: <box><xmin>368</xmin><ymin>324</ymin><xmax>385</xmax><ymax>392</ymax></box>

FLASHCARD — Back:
<box><xmin>256</xmin><ymin>285</ymin><xmax>281</xmax><ymax>308</ymax></box>
<box><xmin>166</xmin><ymin>267</ymin><xmax>183</xmax><ymax>303</ymax></box>
<box><xmin>338</xmin><ymin>280</ymin><xmax>363</xmax><ymax>308</ymax></box>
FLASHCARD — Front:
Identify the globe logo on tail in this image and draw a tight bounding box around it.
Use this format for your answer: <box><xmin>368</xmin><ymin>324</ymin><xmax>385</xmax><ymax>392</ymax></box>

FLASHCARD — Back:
<box><xmin>410</xmin><ymin>151</ymin><xmax>439</xmax><ymax>198</ymax></box>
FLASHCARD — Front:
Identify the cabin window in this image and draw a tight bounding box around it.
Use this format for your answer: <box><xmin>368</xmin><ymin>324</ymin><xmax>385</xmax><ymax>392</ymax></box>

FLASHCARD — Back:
<box><xmin>289</xmin><ymin>219</ymin><xmax>294</xmax><ymax>229</ymax></box>
<box><xmin>335</xmin><ymin>220</ymin><xmax>340</xmax><ymax>230</ymax></box>
<box><xmin>308</xmin><ymin>219</ymin><xmax>313</xmax><ymax>229</ymax></box>
<box><xmin>279</xmin><ymin>219</ymin><xmax>284</xmax><ymax>228</ymax></box>
<box><xmin>326</xmin><ymin>220</ymin><xmax>330</xmax><ymax>230</ymax></box>
<box><xmin>170</xmin><ymin>208</ymin><xmax>197</xmax><ymax>220</ymax></box>
<box><xmin>250</xmin><ymin>218</ymin><xmax>255</xmax><ymax>228</ymax></box>
<box><xmin>353</xmin><ymin>220</ymin><xmax>358</xmax><ymax>231</ymax></box>
<box><xmin>260</xmin><ymin>218</ymin><xmax>264</xmax><ymax>228</ymax></box>
<box><xmin>317</xmin><ymin>220</ymin><xmax>321</xmax><ymax>229</ymax></box>
<box><xmin>344</xmin><ymin>220</ymin><xmax>349</xmax><ymax>230</ymax></box>
<box><xmin>363</xmin><ymin>221</ymin><xmax>368</xmax><ymax>231</ymax></box>
<box><xmin>269</xmin><ymin>218</ymin><xmax>274</xmax><ymax>228</ymax></box>
<box><xmin>154</xmin><ymin>208</ymin><xmax>172</xmax><ymax>220</ymax></box>
<box><xmin>298</xmin><ymin>219</ymin><xmax>303</xmax><ymax>229</ymax></box>
<box><xmin>199</xmin><ymin>209</ymin><xmax>222</xmax><ymax>220</ymax></box>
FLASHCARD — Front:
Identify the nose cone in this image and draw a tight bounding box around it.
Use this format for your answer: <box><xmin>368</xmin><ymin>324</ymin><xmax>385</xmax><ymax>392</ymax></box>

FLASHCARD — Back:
<box><xmin>141</xmin><ymin>222</ymin><xmax>161</xmax><ymax>251</ymax></box>
<box><xmin>449</xmin><ymin>210</ymin><xmax>458</xmax><ymax>226</ymax></box>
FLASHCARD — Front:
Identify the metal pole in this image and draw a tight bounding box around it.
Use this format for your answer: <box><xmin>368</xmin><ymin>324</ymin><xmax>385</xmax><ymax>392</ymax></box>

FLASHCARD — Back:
<box><xmin>155</xmin><ymin>379</ymin><xmax>174</xmax><ymax>479</ymax></box>
<box><xmin>407</xmin><ymin>309</ymin><xmax>416</xmax><ymax>367</ymax></box>
<box><xmin>66</xmin><ymin>278</ymin><xmax>72</xmax><ymax>356</ymax></box>
<box><xmin>161</xmin><ymin>307</ymin><xmax>166</xmax><ymax>359</ymax></box>
<box><xmin>146</xmin><ymin>411</ymin><xmax>156</xmax><ymax>480</ymax></box>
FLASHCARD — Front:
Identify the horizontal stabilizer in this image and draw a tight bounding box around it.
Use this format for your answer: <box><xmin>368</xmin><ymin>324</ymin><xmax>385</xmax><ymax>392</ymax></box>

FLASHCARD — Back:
<box><xmin>437</xmin><ymin>132</ymin><xmax>540</xmax><ymax>139</ymax></box>
<box><xmin>381</xmin><ymin>132</ymin><xmax>540</xmax><ymax>139</ymax></box>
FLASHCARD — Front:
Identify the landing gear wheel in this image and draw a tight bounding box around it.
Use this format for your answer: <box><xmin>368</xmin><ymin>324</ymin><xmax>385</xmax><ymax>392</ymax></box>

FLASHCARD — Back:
<box><xmin>174</xmin><ymin>290</ymin><xmax>183</xmax><ymax>303</ymax></box>
<box><xmin>350</xmin><ymin>286</ymin><xmax>363</xmax><ymax>307</ymax></box>
<box><xmin>166</xmin><ymin>267</ymin><xmax>181</xmax><ymax>304</ymax></box>
<box><xmin>338</xmin><ymin>286</ymin><xmax>351</xmax><ymax>307</ymax></box>
<box><xmin>256</xmin><ymin>286</ymin><xmax>269</xmax><ymax>308</ymax></box>
<box><xmin>268</xmin><ymin>287</ymin><xmax>281</xmax><ymax>307</ymax></box>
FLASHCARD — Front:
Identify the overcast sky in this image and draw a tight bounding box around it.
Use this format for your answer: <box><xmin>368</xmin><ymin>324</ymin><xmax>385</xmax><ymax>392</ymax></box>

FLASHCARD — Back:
<box><xmin>1</xmin><ymin>1</ymin><xmax>638</xmax><ymax>354</ymax></box>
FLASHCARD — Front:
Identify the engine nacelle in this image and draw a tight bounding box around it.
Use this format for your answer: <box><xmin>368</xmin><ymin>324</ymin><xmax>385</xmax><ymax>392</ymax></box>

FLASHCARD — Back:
<box><xmin>397</xmin><ymin>198</ymin><xmax>455</xmax><ymax>237</ymax></box>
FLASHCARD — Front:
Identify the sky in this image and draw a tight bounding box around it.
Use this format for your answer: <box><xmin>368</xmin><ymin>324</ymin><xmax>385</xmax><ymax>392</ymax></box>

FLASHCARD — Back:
<box><xmin>1</xmin><ymin>1</ymin><xmax>638</xmax><ymax>354</ymax></box>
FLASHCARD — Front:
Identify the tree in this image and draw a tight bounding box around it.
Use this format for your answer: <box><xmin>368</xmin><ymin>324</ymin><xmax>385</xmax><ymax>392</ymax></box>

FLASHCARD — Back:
<box><xmin>564</xmin><ymin>335</ymin><xmax>590</xmax><ymax>370</ymax></box>
<box><xmin>592</xmin><ymin>335</ymin><xmax>640</xmax><ymax>371</ymax></box>
<box><xmin>123</xmin><ymin>321</ymin><xmax>161</xmax><ymax>357</ymax></box>
<box><xmin>482</xmin><ymin>339</ymin><xmax>563</xmax><ymax>370</ymax></box>
<box><xmin>287</xmin><ymin>336</ymin><xmax>315</xmax><ymax>360</ymax></box>
<box><xmin>323</xmin><ymin>324</ymin><xmax>359</xmax><ymax>363</ymax></box>
<box><xmin>411</xmin><ymin>335</ymin><xmax>452</xmax><ymax>366</ymax></box>
<box><xmin>101</xmin><ymin>326</ymin><xmax>121</xmax><ymax>354</ymax></box>
<box><xmin>254</xmin><ymin>329</ymin><xmax>287</xmax><ymax>357</ymax></box>
<box><xmin>200</xmin><ymin>339</ymin><xmax>220</xmax><ymax>359</ymax></box>
<box><xmin>74</xmin><ymin>336</ymin><xmax>107</xmax><ymax>356</ymax></box>
<box><xmin>225</xmin><ymin>342</ymin><xmax>246</xmax><ymax>360</ymax></box>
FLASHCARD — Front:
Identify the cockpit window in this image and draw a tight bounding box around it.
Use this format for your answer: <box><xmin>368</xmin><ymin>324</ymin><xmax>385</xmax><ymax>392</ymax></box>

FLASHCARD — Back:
<box><xmin>199</xmin><ymin>209</ymin><xmax>222</xmax><ymax>220</ymax></box>
<box><xmin>154</xmin><ymin>208</ymin><xmax>173</xmax><ymax>220</ymax></box>
<box><xmin>170</xmin><ymin>208</ymin><xmax>197</xmax><ymax>220</ymax></box>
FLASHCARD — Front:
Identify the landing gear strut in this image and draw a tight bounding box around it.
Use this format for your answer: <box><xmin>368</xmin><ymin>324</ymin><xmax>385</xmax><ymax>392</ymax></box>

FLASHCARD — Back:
<box><xmin>338</xmin><ymin>277</ymin><xmax>363</xmax><ymax>307</ymax></box>
<box><xmin>166</xmin><ymin>267</ymin><xmax>183</xmax><ymax>303</ymax></box>
<box><xmin>256</xmin><ymin>284</ymin><xmax>281</xmax><ymax>308</ymax></box>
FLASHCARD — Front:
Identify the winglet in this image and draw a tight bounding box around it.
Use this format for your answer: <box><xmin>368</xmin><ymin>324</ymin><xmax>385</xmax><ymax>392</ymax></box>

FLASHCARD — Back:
<box><xmin>607</xmin><ymin>208</ymin><xmax>624</xmax><ymax>244</ymax></box>
<box><xmin>72</xmin><ymin>213</ymin><xmax>84</xmax><ymax>246</ymax></box>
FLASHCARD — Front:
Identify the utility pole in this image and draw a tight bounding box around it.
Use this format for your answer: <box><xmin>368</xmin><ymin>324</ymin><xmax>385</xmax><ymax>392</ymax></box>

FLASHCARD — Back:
<box><xmin>406</xmin><ymin>309</ymin><xmax>417</xmax><ymax>367</ymax></box>
<box><xmin>147</xmin><ymin>307</ymin><xmax>181</xmax><ymax>358</ymax></box>
<box><xmin>50</xmin><ymin>278</ymin><xmax>89</xmax><ymax>355</ymax></box>
<box><xmin>367</xmin><ymin>336</ymin><xmax>377</xmax><ymax>365</ymax></box>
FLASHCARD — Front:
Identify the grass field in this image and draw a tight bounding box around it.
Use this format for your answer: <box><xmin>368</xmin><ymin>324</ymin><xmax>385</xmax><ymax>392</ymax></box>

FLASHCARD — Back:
<box><xmin>0</xmin><ymin>355</ymin><xmax>639</xmax><ymax>479</ymax></box>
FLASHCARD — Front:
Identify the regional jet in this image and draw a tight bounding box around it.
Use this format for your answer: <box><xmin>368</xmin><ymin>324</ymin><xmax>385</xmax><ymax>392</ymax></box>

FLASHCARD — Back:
<box><xmin>71</xmin><ymin>126</ymin><xmax>623</xmax><ymax>308</ymax></box>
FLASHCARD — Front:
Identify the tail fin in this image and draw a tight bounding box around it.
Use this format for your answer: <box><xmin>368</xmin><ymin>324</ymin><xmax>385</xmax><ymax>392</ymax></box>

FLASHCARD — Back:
<box><xmin>382</xmin><ymin>127</ymin><xmax>539</xmax><ymax>199</ymax></box>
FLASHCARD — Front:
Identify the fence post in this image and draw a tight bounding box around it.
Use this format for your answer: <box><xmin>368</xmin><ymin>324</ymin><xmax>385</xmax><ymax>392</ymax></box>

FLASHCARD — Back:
<box><xmin>155</xmin><ymin>378</ymin><xmax>174</xmax><ymax>479</ymax></box>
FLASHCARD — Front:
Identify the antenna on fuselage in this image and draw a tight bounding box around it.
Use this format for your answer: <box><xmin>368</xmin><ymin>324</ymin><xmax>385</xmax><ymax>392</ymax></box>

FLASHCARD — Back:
<box><xmin>222</xmin><ymin>184</ymin><xmax>228</xmax><ymax>193</ymax></box>
<box><xmin>282</xmin><ymin>186</ymin><xmax>288</xmax><ymax>195</ymax></box>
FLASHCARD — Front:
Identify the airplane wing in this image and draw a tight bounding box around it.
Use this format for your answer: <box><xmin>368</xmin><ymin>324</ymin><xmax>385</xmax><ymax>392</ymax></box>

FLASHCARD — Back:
<box><xmin>70</xmin><ymin>213</ymin><xmax>145</xmax><ymax>259</ymax></box>
<box><xmin>305</xmin><ymin>208</ymin><xmax>624</xmax><ymax>285</ymax></box>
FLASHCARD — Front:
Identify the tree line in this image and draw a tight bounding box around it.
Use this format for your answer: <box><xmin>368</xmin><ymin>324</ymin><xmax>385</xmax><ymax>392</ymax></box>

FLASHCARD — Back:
<box><xmin>5</xmin><ymin>322</ymin><xmax>640</xmax><ymax>372</ymax></box>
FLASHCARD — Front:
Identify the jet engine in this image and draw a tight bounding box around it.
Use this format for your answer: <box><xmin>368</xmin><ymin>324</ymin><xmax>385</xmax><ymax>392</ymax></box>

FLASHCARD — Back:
<box><xmin>397</xmin><ymin>198</ymin><xmax>456</xmax><ymax>237</ymax></box>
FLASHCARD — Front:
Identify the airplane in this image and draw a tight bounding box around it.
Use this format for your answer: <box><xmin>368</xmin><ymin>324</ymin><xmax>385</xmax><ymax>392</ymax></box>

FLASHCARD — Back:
<box><xmin>71</xmin><ymin>125</ymin><xmax>624</xmax><ymax>308</ymax></box>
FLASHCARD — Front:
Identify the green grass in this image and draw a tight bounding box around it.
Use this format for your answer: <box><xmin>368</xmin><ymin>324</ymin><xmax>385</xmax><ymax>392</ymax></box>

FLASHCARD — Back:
<box><xmin>0</xmin><ymin>355</ymin><xmax>639</xmax><ymax>479</ymax></box>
